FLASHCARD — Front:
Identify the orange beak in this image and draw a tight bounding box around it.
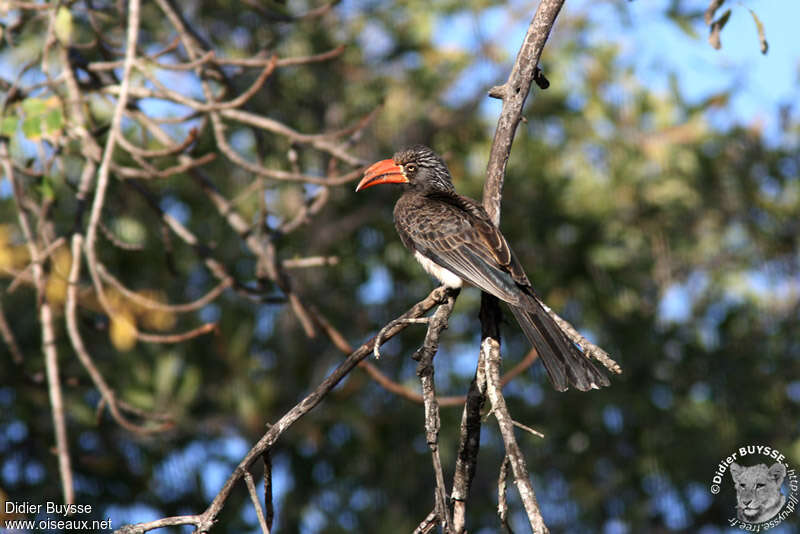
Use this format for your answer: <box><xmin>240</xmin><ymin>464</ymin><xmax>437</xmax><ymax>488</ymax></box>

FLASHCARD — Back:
<box><xmin>355</xmin><ymin>159</ymin><xmax>408</xmax><ymax>192</ymax></box>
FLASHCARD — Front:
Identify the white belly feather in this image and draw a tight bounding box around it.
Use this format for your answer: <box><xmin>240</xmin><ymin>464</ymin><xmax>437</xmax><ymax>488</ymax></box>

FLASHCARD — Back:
<box><xmin>413</xmin><ymin>251</ymin><xmax>463</xmax><ymax>288</ymax></box>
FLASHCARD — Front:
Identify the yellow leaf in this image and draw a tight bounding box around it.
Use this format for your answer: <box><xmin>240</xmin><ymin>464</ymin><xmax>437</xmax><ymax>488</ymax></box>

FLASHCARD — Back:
<box><xmin>110</xmin><ymin>313</ymin><xmax>138</xmax><ymax>351</ymax></box>
<box><xmin>54</xmin><ymin>7</ymin><xmax>73</xmax><ymax>45</ymax></box>
<box><xmin>136</xmin><ymin>290</ymin><xmax>177</xmax><ymax>331</ymax></box>
<box><xmin>45</xmin><ymin>247</ymin><xmax>72</xmax><ymax>305</ymax></box>
<box><xmin>45</xmin><ymin>276</ymin><xmax>68</xmax><ymax>305</ymax></box>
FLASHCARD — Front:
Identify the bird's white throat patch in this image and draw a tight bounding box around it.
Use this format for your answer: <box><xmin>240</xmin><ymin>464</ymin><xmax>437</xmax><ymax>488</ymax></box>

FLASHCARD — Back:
<box><xmin>413</xmin><ymin>251</ymin><xmax>463</xmax><ymax>288</ymax></box>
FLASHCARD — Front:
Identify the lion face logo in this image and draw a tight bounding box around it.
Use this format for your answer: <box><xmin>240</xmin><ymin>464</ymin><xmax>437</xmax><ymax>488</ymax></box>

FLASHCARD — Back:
<box><xmin>729</xmin><ymin>461</ymin><xmax>787</xmax><ymax>523</ymax></box>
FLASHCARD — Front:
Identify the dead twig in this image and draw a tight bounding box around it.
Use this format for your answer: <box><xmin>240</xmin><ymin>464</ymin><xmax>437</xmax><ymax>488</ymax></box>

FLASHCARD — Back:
<box><xmin>373</xmin><ymin>317</ymin><xmax>430</xmax><ymax>359</ymax></box>
<box><xmin>451</xmin><ymin>346</ymin><xmax>487</xmax><ymax>533</ymax></box>
<box><xmin>413</xmin><ymin>288</ymin><xmax>459</xmax><ymax>533</ymax></box>
<box><xmin>483</xmin><ymin>334</ymin><xmax>548</xmax><ymax>534</ymax></box>
<box><xmin>244</xmin><ymin>471</ymin><xmax>270</xmax><ymax>534</ymax></box>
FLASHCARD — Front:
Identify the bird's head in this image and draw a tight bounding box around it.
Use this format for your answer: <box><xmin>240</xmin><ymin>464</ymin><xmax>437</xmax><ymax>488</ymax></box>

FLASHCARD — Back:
<box><xmin>356</xmin><ymin>145</ymin><xmax>455</xmax><ymax>194</ymax></box>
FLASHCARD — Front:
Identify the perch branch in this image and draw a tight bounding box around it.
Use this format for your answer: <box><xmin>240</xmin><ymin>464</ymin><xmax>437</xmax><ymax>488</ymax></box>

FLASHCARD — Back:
<box><xmin>414</xmin><ymin>288</ymin><xmax>459</xmax><ymax>532</ymax></box>
<box><xmin>468</xmin><ymin>2</ymin><xmax>567</xmax><ymax>532</ymax></box>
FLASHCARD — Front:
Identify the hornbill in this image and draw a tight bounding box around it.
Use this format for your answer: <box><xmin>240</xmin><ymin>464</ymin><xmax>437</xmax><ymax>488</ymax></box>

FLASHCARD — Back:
<box><xmin>356</xmin><ymin>145</ymin><xmax>609</xmax><ymax>392</ymax></box>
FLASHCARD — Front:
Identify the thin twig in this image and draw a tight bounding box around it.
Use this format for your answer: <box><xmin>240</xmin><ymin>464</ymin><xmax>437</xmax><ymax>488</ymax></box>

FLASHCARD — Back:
<box><xmin>412</xmin><ymin>510</ymin><xmax>439</xmax><ymax>534</ymax></box>
<box><xmin>537</xmin><ymin>301</ymin><xmax>622</xmax><ymax>374</ymax></box>
<box><xmin>498</xmin><ymin>455</ymin><xmax>514</xmax><ymax>534</ymax></box>
<box><xmin>113</xmin><ymin>127</ymin><xmax>198</xmax><ymax>158</ymax></box>
<box><xmin>84</xmin><ymin>0</ymin><xmax>141</xmax><ymax>317</ymax></box>
<box><xmin>0</xmin><ymin>300</ymin><xmax>25</xmax><ymax>364</ymax></box>
<box><xmin>511</xmin><ymin>420</ymin><xmax>545</xmax><ymax>439</ymax></box>
<box><xmin>97</xmin><ymin>262</ymin><xmax>232</xmax><ymax>312</ymax></box>
<box><xmin>65</xmin><ymin>235</ymin><xmax>173</xmax><ymax>434</ymax></box>
<box><xmin>451</xmin><ymin>346</ymin><xmax>487</xmax><ymax>533</ymax></box>
<box><xmin>262</xmin><ymin>450</ymin><xmax>274</xmax><ymax>532</ymax></box>
<box><xmin>483</xmin><ymin>335</ymin><xmax>548</xmax><ymax>534</ymax></box>
<box><xmin>6</xmin><ymin>236</ymin><xmax>66</xmax><ymax>293</ymax></box>
<box><xmin>244</xmin><ymin>471</ymin><xmax>270</xmax><ymax>534</ymax></box>
<box><xmin>281</xmin><ymin>256</ymin><xmax>339</xmax><ymax>269</ymax></box>
<box><xmin>373</xmin><ymin>317</ymin><xmax>429</xmax><ymax>359</ymax></box>
<box><xmin>136</xmin><ymin>323</ymin><xmax>217</xmax><ymax>343</ymax></box>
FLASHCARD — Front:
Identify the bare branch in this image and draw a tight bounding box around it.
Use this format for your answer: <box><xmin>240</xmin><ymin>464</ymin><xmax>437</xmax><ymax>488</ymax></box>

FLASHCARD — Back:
<box><xmin>483</xmin><ymin>335</ymin><xmax>548</xmax><ymax>534</ymax></box>
<box><xmin>414</xmin><ymin>288</ymin><xmax>459</xmax><ymax>533</ymax></box>
<box><xmin>413</xmin><ymin>510</ymin><xmax>440</xmax><ymax>534</ymax></box>
<box><xmin>511</xmin><ymin>419</ymin><xmax>545</xmax><ymax>439</ymax></box>
<box><xmin>537</xmin><ymin>301</ymin><xmax>622</xmax><ymax>374</ymax></box>
<box><xmin>497</xmin><ymin>455</ymin><xmax>514</xmax><ymax>534</ymax></box>
<box><xmin>262</xmin><ymin>451</ymin><xmax>274</xmax><ymax>532</ymax></box>
<box><xmin>281</xmin><ymin>256</ymin><xmax>339</xmax><ymax>269</ymax></box>
<box><xmin>0</xmin><ymin>300</ymin><xmax>24</xmax><ymax>364</ymax></box>
<box><xmin>483</xmin><ymin>0</ymin><xmax>565</xmax><ymax>225</ymax></box>
<box><xmin>136</xmin><ymin>323</ymin><xmax>217</xmax><ymax>343</ymax></box>
<box><xmin>84</xmin><ymin>0</ymin><xmax>142</xmax><ymax>317</ymax></box>
<box><xmin>97</xmin><ymin>262</ymin><xmax>232</xmax><ymax>313</ymax></box>
<box><xmin>451</xmin><ymin>348</ymin><xmax>487</xmax><ymax>533</ymax></box>
<box><xmin>114</xmin><ymin>127</ymin><xmax>199</xmax><ymax>158</ymax></box>
<box><xmin>373</xmin><ymin>317</ymin><xmax>429</xmax><ymax>359</ymax></box>
<box><xmin>65</xmin><ymin>235</ymin><xmax>173</xmax><ymax>435</ymax></box>
<box><xmin>3</xmin><ymin>141</ymin><xmax>74</xmax><ymax>505</ymax></box>
<box><xmin>114</xmin><ymin>286</ymin><xmax>451</xmax><ymax>534</ymax></box>
<box><xmin>244</xmin><ymin>471</ymin><xmax>271</xmax><ymax>534</ymax></box>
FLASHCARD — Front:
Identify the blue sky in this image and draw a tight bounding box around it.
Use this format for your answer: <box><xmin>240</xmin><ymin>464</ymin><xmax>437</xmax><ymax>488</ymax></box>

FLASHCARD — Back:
<box><xmin>434</xmin><ymin>0</ymin><xmax>799</xmax><ymax>143</ymax></box>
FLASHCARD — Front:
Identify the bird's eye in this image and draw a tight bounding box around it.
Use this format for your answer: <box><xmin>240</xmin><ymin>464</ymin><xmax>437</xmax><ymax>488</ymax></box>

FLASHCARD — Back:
<box><xmin>405</xmin><ymin>163</ymin><xmax>417</xmax><ymax>173</ymax></box>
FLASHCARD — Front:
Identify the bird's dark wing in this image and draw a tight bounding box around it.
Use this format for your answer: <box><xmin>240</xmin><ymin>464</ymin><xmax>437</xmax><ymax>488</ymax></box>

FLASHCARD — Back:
<box><xmin>395</xmin><ymin>191</ymin><xmax>530</xmax><ymax>304</ymax></box>
<box><xmin>395</xmin><ymin>190</ymin><xmax>609</xmax><ymax>391</ymax></box>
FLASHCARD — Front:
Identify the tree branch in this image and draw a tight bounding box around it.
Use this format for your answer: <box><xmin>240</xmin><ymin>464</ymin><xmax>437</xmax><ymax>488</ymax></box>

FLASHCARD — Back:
<box><xmin>114</xmin><ymin>286</ymin><xmax>451</xmax><ymax>534</ymax></box>
<box><xmin>483</xmin><ymin>0</ymin><xmax>565</xmax><ymax>225</ymax></box>
<box><xmin>3</xmin><ymin>141</ymin><xmax>74</xmax><ymax>505</ymax></box>
<box><xmin>477</xmin><ymin>2</ymin><xmax>566</xmax><ymax>532</ymax></box>
<box><xmin>483</xmin><ymin>334</ymin><xmax>548</xmax><ymax>534</ymax></box>
<box><xmin>414</xmin><ymin>288</ymin><xmax>459</xmax><ymax>533</ymax></box>
<box><xmin>450</xmin><ymin>345</ymin><xmax>487</xmax><ymax>533</ymax></box>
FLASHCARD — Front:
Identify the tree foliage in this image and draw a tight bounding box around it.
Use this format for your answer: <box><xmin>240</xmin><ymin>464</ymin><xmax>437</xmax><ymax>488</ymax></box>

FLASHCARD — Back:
<box><xmin>0</xmin><ymin>0</ymin><xmax>798</xmax><ymax>533</ymax></box>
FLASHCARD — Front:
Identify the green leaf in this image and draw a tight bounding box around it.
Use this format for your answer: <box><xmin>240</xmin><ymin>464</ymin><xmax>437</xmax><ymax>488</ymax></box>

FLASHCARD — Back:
<box><xmin>21</xmin><ymin>115</ymin><xmax>42</xmax><ymax>140</ymax></box>
<box><xmin>21</xmin><ymin>97</ymin><xmax>47</xmax><ymax>115</ymax></box>
<box><xmin>43</xmin><ymin>108</ymin><xmax>64</xmax><ymax>133</ymax></box>
<box><xmin>38</xmin><ymin>176</ymin><xmax>55</xmax><ymax>201</ymax></box>
<box><xmin>1</xmin><ymin>115</ymin><xmax>18</xmax><ymax>136</ymax></box>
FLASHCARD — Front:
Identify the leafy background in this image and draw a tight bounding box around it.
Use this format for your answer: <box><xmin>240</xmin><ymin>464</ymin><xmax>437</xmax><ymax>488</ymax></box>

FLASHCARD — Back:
<box><xmin>1</xmin><ymin>0</ymin><xmax>798</xmax><ymax>533</ymax></box>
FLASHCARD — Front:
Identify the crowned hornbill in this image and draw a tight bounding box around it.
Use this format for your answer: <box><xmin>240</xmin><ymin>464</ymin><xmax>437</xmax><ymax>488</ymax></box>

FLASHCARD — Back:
<box><xmin>355</xmin><ymin>145</ymin><xmax>609</xmax><ymax>392</ymax></box>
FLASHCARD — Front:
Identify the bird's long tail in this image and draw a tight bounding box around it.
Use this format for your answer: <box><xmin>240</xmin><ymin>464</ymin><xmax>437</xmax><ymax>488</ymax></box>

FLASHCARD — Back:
<box><xmin>509</xmin><ymin>296</ymin><xmax>609</xmax><ymax>392</ymax></box>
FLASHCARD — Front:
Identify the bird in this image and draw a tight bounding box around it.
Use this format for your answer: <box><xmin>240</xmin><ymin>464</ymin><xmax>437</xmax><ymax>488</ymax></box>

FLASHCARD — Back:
<box><xmin>355</xmin><ymin>145</ymin><xmax>609</xmax><ymax>392</ymax></box>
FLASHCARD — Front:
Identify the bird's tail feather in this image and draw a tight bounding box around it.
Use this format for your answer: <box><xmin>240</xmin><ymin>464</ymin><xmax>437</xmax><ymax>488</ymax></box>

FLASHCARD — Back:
<box><xmin>509</xmin><ymin>298</ymin><xmax>609</xmax><ymax>392</ymax></box>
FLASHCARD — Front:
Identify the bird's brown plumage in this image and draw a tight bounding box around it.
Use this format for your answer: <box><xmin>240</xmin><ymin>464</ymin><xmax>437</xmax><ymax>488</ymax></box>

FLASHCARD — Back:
<box><xmin>357</xmin><ymin>145</ymin><xmax>609</xmax><ymax>391</ymax></box>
